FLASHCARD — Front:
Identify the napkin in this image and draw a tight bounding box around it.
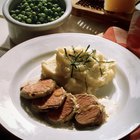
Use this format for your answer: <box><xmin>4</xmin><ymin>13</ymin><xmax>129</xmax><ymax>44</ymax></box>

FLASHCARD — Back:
<box><xmin>103</xmin><ymin>26</ymin><xmax>127</xmax><ymax>48</ymax></box>
<box><xmin>127</xmin><ymin>11</ymin><xmax>140</xmax><ymax>57</ymax></box>
<box><xmin>102</xmin><ymin>11</ymin><xmax>140</xmax><ymax>140</ymax></box>
<box><xmin>103</xmin><ymin>11</ymin><xmax>140</xmax><ymax>58</ymax></box>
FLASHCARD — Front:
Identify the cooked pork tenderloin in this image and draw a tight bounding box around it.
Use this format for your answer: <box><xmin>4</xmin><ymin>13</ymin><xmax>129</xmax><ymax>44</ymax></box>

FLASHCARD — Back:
<box><xmin>75</xmin><ymin>105</ymin><xmax>105</xmax><ymax>127</ymax></box>
<box><xmin>32</xmin><ymin>87</ymin><xmax>66</xmax><ymax>111</ymax></box>
<box><xmin>74</xmin><ymin>93</ymin><xmax>106</xmax><ymax>128</ymax></box>
<box><xmin>20</xmin><ymin>79</ymin><xmax>56</xmax><ymax>99</ymax></box>
<box><xmin>47</xmin><ymin>93</ymin><xmax>77</xmax><ymax>124</ymax></box>
<box><xmin>75</xmin><ymin>93</ymin><xmax>99</xmax><ymax>110</ymax></box>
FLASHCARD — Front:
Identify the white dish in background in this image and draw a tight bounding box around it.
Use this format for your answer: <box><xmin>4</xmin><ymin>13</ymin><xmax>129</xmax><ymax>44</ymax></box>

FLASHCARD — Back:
<box><xmin>0</xmin><ymin>33</ymin><xmax>140</xmax><ymax>140</ymax></box>
<box><xmin>2</xmin><ymin>0</ymin><xmax>72</xmax><ymax>44</ymax></box>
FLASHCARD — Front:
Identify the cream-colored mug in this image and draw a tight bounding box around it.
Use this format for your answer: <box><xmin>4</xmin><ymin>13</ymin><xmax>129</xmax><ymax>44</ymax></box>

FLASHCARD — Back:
<box><xmin>104</xmin><ymin>0</ymin><xmax>139</xmax><ymax>14</ymax></box>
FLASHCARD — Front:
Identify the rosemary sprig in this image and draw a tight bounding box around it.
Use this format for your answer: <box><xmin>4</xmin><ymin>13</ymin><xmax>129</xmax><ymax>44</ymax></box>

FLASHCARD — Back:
<box><xmin>70</xmin><ymin>62</ymin><xmax>78</xmax><ymax>77</ymax></box>
<box><xmin>63</xmin><ymin>45</ymin><xmax>114</xmax><ymax>78</ymax></box>
<box><xmin>72</xmin><ymin>46</ymin><xmax>76</xmax><ymax>54</ymax></box>
<box><xmin>98</xmin><ymin>60</ymin><xmax>115</xmax><ymax>63</ymax></box>
<box><xmin>64</xmin><ymin>48</ymin><xmax>68</xmax><ymax>57</ymax></box>
<box><xmin>99</xmin><ymin>67</ymin><xmax>103</xmax><ymax>76</ymax></box>
<box><xmin>64</xmin><ymin>45</ymin><xmax>97</xmax><ymax>77</ymax></box>
<box><xmin>85</xmin><ymin>45</ymin><xmax>90</xmax><ymax>52</ymax></box>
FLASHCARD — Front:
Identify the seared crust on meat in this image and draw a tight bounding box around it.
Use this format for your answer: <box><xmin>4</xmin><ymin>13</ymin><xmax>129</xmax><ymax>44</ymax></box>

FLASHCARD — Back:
<box><xmin>31</xmin><ymin>87</ymin><xmax>66</xmax><ymax>111</ymax></box>
<box><xmin>47</xmin><ymin>93</ymin><xmax>77</xmax><ymax>124</ymax></box>
<box><xmin>20</xmin><ymin>79</ymin><xmax>56</xmax><ymax>99</ymax></box>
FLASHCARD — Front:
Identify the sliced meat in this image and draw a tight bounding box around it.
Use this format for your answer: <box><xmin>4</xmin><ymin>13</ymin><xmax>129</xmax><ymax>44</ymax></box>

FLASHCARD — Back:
<box><xmin>32</xmin><ymin>87</ymin><xmax>66</xmax><ymax>111</ymax></box>
<box><xmin>47</xmin><ymin>93</ymin><xmax>76</xmax><ymax>124</ymax></box>
<box><xmin>75</xmin><ymin>105</ymin><xmax>105</xmax><ymax>127</ymax></box>
<box><xmin>20</xmin><ymin>79</ymin><xmax>56</xmax><ymax>99</ymax></box>
<box><xmin>75</xmin><ymin>93</ymin><xmax>99</xmax><ymax>111</ymax></box>
<box><xmin>75</xmin><ymin>93</ymin><xmax>106</xmax><ymax>128</ymax></box>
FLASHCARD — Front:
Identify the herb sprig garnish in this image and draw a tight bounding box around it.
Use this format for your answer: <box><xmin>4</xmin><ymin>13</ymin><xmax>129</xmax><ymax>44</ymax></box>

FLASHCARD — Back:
<box><xmin>64</xmin><ymin>45</ymin><xmax>115</xmax><ymax>77</ymax></box>
<box><xmin>64</xmin><ymin>45</ymin><xmax>92</xmax><ymax>77</ymax></box>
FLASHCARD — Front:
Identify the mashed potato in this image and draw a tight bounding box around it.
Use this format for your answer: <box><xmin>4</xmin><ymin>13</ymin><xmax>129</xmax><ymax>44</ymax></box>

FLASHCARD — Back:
<box><xmin>41</xmin><ymin>46</ymin><xmax>116</xmax><ymax>94</ymax></box>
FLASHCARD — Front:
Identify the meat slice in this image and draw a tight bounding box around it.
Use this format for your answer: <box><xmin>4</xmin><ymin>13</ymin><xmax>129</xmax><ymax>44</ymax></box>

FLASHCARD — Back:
<box><xmin>75</xmin><ymin>93</ymin><xmax>99</xmax><ymax>111</ymax></box>
<box><xmin>47</xmin><ymin>93</ymin><xmax>76</xmax><ymax>124</ymax></box>
<box><xmin>75</xmin><ymin>93</ymin><xmax>106</xmax><ymax>128</ymax></box>
<box><xmin>20</xmin><ymin>79</ymin><xmax>56</xmax><ymax>99</ymax></box>
<box><xmin>32</xmin><ymin>87</ymin><xmax>66</xmax><ymax>111</ymax></box>
<box><xmin>75</xmin><ymin>105</ymin><xmax>105</xmax><ymax>127</ymax></box>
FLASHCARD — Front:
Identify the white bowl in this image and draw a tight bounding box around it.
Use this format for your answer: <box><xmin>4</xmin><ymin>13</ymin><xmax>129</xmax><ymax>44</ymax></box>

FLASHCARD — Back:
<box><xmin>2</xmin><ymin>0</ymin><xmax>72</xmax><ymax>44</ymax></box>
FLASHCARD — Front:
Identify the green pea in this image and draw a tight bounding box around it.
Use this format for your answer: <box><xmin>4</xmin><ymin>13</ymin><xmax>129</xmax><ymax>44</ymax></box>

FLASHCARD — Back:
<box><xmin>14</xmin><ymin>16</ymin><xmax>19</xmax><ymax>20</ymax></box>
<box><xmin>42</xmin><ymin>0</ymin><xmax>47</xmax><ymax>5</ymax></box>
<box><xmin>18</xmin><ymin>14</ymin><xmax>23</xmax><ymax>18</ymax></box>
<box><xmin>44</xmin><ymin>3</ymin><xmax>48</xmax><ymax>7</ymax></box>
<box><xmin>30</xmin><ymin>3</ymin><xmax>34</xmax><ymax>8</ymax></box>
<box><xmin>60</xmin><ymin>11</ymin><xmax>64</xmax><ymax>15</ymax></box>
<box><xmin>10</xmin><ymin>10</ymin><xmax>15</xmax><ymax>14</ymax></box>
<box><xmin>55</xmin><ymin>16</ymin><xmax>60</xmax><ymax>20</ymax></box>
<box><xmin>40</xmin><ymin>13</ymin><xmax>46</xmax><ymax>18</ymax></box>
<box><xmin>56</xmin><ymin>7</ymin><xmax>62</xmax><ymax>12</ymax></box>
<box><xmin>54</xmin><ymin>12</ymin><xmax>58</xmax><ymax>17</ymax></box>
<box><xmin>47</xmin><ymin>16</ymin><xmax>51</xmax><ymax>22</ymax></box>
<box><xmin>11</xmin><ymin>14</ymin><xmax>16</xmax><ymax>18</ymax></box>
<box><xmin>26</xmin><ymin>8</ymin><xmax>32</xmax><ymax>12</ymax></box>
<box><xmin>17</xmin><ymin>17</ymin><xmax>22</xmax><ymax>21</ymax></box>
<box><xmin>32</xmin><ymin>11</ymin><xmax>36</xmax><ymax>16</ymax></box>
<box><xmin>50</xmin><ymin>18</ymin><xmax>54</xmax><ymax>22</ymax></box>
<box><xmin>33</xmin><ymin>6</ymin><xmax>39</xmax><ymax>11</ymax></box>
<box><xmin>21</xmin><ymin>11</ymin><xmax>26</xmax><ymax>15</ymax></box>
<box><xmin>15</xmin><ymin>9</ymin><xmax>20</xmax><ymax>13</ymax></box>
<box><xmin>39</xmin><ymin>17</ymin><xmax>45</xmax><ymax>22</ymax></box>
<box><xmin>26</xmin><ymin>11</ymin><xmax>32</xmax><ymax>16</ymax></box>
<box><xmin>22</xmin><ymin>15</ymin><xmax>27</xmax><ymax>20</ymax></box>
<box><xmin>47</xmin><ymin>2</ymin><xmax>53</xmax><ymax>8</ymax></box>
<box><xmin>38</xmin><ymin>3</ymin><xmax>43</xmax><ymax>8</ymax></box>
<box><xmin>48</xmin><ymin>9</ymin><xmax>53</xmax><ymax>15</ymax></box>
<box><xmin>23</xmin><ymin>2</ymin><xmax>28</xmax><ymax>8</ymax></box>
<box><xmin>53</xmin><ymin>4</ymin><xmax>59</xmax><ymax>8</ymax></box>
<box><xmin>26</xmin><ymin>18</ymin><xmax>32</xmax><ymax>23</ymax></box>
<box><xmin>52</xmin><ymin>7</ymin><xmax>56</xmax><ymax>12</ymax></box>
<box><xmin>44</xmin><ymin>8</ymin><xmax>49</xmax><ymax>14</ymax></box>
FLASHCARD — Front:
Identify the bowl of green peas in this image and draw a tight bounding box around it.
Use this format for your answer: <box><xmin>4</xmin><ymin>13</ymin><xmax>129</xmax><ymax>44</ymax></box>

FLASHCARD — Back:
<box><xmin>2</xmin><ymin>0</ymin><xmax>72</xmax><ymax>44</ymax></box>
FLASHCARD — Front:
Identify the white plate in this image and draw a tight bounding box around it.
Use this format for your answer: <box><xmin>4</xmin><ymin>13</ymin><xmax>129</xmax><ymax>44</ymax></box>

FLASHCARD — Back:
<box><xmin>0</xmin><ymin>33</ymin><xmax>140</xmax><ymax>140</ymax></box>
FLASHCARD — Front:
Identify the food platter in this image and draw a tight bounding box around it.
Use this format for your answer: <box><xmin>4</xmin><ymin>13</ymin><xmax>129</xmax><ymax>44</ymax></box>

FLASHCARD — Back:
<box><xmin>0</xmin><ymin>33</ymin><xmax>140</xmax><ymax>140</ymax></box>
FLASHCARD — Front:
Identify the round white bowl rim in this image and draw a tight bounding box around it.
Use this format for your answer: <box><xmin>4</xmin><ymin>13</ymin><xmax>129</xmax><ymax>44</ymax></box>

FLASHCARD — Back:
<box><xmin>2</xmin><ymin>0</ymin><xmax>72</xmax><ymax>28</ymax></box>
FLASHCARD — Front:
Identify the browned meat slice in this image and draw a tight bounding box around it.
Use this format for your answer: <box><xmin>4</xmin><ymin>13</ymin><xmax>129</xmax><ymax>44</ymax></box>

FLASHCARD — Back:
<box><xmin>32</xmin><ymin>87</ymin><xmax>66</xmax><ymax>111</ymax></box>
<box><xmin>47</xmin><ymin>94</ymin><xmax>76</xmax><ymax>124</ymax></box>
<box><xmin>75</xmin><ymin>93</ymin><xmax>106</xmax><ymax>128</ymax></box>
<box><xmin>75</xmin><ymin>93</ymin><xmax>99</xmax><ymax>110</ymax></box>
<box><xmin>20</xmin><ymin>79</ymin><xmax>56</xmax><ymax>99</ymax></box>
<box><xmin>75</xmin><ymin>105</ymin><xmax>105</xmax><ymax>127</ymax></box>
